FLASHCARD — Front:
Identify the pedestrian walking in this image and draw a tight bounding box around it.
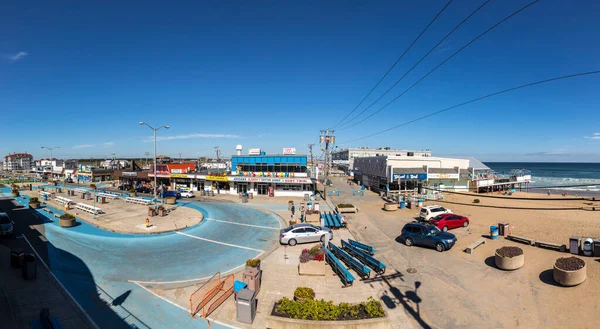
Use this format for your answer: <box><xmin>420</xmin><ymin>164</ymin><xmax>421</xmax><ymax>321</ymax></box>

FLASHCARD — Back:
<box><xmin>291</xmin><ymin>205</ymin><xmax>295</xmax><ymax>216</ymax></box>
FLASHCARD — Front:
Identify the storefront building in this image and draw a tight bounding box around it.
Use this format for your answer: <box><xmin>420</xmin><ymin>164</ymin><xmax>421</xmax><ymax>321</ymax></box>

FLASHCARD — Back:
<box><xmin>76</xmin><ymin>165</ymin><xmax>113</xmax><ymax>183</ymax></box>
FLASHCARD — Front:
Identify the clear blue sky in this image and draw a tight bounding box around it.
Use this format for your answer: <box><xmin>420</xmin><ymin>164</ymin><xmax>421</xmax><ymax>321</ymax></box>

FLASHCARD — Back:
<box><xmin>1</xmin><ymin>0</ymin><xmax>599</xmax><ymax>162</ymax></box>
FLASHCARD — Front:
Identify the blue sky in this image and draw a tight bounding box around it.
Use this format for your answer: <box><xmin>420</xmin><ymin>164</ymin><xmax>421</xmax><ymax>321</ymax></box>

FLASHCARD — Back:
<box><xmin>1</xmin><ymin>0</ymin><xmax>599</xmax><ymax>162</ymax></box>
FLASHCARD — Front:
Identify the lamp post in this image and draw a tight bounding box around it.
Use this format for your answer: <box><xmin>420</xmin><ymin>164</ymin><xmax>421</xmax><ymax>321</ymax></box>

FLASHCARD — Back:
<box><xmin>139</xmin><ymin>122</ymin><xmax>169</xmax><ymax>208</ymax></box>
<box><xmin>41</xmin><ymin>146</ymin><xmax>60</xmax><ymax>181</ymax></box>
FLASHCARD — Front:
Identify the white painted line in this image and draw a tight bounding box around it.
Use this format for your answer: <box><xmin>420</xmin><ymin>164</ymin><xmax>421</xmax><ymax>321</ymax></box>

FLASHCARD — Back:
<box><xmin>131</xmin><ymin>281</ymin><xmax>241</xmax><ymax>329</ymax></box>
<box><xmin>175</xmin><ymin>231</ymin><xmax>264</xmax><ymax>252</ymax></box>
<box><xmin>129</xmin><ymin>251</ymin><xmax>264</xmax><ymax>285</ymax></box>
<box><xmin>21</xmin><ymin>234</ymin><xmax>100</xmax><ymax>329</ymax></box>
<box><xmin>205</xmin><ymin>217</ymin><xmax>279</xmax><ymax>230</ymax></box>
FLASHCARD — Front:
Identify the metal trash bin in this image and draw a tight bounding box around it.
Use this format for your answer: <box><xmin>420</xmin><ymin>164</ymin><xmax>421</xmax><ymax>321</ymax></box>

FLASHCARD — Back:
<box><xmin>11</xmin><ymin>248</ymin><xmax>24</xmax><ymax>268</ymax></box>
<box><xmin>242</xmin><ymin>268</ymin><xmax>262</xmax><ymax>295</ymax></box>
<box><xmin>304</xmin><ymin>194</ymin><xmax>309</xmax><ymax>201</ymax></box>
<box><xmin>236</xmin><ymin>288</ymin><xmax>257</xmax><ymax>324</ymax></box>
<box><xmin>22</xmin><ymin>253</ymin><xmax>36</xmax><ymax>280</ymax></box>
<box><xmin>569</xmin><ymin>236</ymin><xmax>581</xmax><ymax>255</ymax></box>
<box><xmin>249</xmin><ymin>192</ymin><xmax>253</xmax><ymax>200</ymax></box>
<box><xmin>593</xmin><ymin>239</ymin><xmax>600</xmax><ymax>257</ymax></box>
<box><xmin>498</xmin><ymin>222</ymin><xmax>509</xmax><ymax>236</ymax></box>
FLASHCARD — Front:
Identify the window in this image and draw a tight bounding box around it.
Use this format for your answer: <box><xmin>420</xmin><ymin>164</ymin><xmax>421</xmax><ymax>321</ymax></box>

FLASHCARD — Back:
<box><xmin>292</xmin><ymin>228</ymin><xmax>305</xmax><ymax>234</ymax></box>
<box><xmin>305</xmin><ymin>228</ymin><xmax>317</xmax><ymax>234</ymax></box>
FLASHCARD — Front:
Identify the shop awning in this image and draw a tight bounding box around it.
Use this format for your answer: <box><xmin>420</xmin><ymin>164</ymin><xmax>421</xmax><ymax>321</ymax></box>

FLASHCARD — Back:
<box><xmin>392</xmin><ymin>168</ymin><xmax>427</xmax><ymax>174</ymax></box>
<box><xmin>428</xmin><ymin>168</ymin><xmax>458</xmax><ymax>174</ymax></box>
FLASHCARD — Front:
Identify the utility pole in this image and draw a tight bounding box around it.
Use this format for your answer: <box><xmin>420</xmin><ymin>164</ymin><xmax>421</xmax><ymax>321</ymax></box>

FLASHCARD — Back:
<box><xmin>308</xmin><ymin>144</ymin><xmax>314</xmax><ymax>178</ymax></box>
<box><xmin>214</xmin><ymin>146</ymin><xmax>221</xmax><ymax>161</ymax></box>
<box><xmin>319</xmin><ymin>129</ymin><xmax>335</xmax><ymax>201</ymax></box>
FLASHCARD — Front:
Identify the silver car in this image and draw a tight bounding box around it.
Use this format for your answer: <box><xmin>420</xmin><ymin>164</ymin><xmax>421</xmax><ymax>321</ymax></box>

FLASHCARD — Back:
<box><xmin>279</xmin><ymin>223</ymin><xmax>333</xmax><ymax>246</ymax></box>
<box><xmin>0</xmin><ymin>212</ymin><xmax>14</xmax><ymax>236</ymax></box>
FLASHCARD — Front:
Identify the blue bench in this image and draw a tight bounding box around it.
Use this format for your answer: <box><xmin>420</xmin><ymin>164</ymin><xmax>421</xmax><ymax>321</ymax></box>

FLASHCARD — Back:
<box><xmin>342</xmin><ymin>240</ymin><xmax>387</xmax><ymax>274</ymax></box>
<box><xmin>349</xmin><ymin>239</ymin><xmax>376</xmax><ymax>254</ymax></box>
<box><xmin>321</xmin><ymin>213</ymin><xmax>333</xmax><ymax>228</ymax></box>
<box><xmin>334</xmin><ymin>213</ymin><xmax>346</xmax><ymax>228</ymax></box>
<box><xmin>329</xmin><ymin>242</ymin><xmax>371</xmax><ymax>279</ymax></box>
<box><xmin>322</xmin><ymin>212</ymin><xmax>345</xmax><ymax>229</ymax></box>
<box><xmin>322</xmin><ymin>247</ymin><xmax>355</xmax><ymax>287</ymax></box>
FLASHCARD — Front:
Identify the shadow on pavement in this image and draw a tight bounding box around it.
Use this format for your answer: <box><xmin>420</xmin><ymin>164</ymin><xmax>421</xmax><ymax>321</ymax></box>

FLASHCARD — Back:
<box><xmin>378</xmin><ymin>270</ymin><xmax>432</xmax><ymax>329</ymax></box>
<box><xmin>538</xmin><ymin>269</ymin><xmax>562</xmax><ymax>287</ymax></box>
<box><xmin>484</xmin><ymin>256</ymin><xmax>497</xmax><ymax>269</ymax></box>
<box><xmin>0</xmin><ymin>198</ymin><xmax>148</xmax><ymax>328</ymax></box>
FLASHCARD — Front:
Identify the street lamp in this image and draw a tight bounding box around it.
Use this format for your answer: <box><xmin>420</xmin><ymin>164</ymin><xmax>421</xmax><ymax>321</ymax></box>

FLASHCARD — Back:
<box><xmin>139</xmin><ymin>122</ymin><xmax>170</xmax><ymax>208</ymax></box>
<box><xmin>41</xmin><ymin>146</ymin><xmax>60</xmax><ymax>181</ymax></box>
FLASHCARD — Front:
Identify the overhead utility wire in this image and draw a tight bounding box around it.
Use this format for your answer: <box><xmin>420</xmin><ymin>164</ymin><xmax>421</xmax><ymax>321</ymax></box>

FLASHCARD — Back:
<box><xmin>330</xmin><ymin>0</ymin><xmax>454</xmax><ymax>129</ymax></box>
<box><xmin>338</xmin><ymin>0</ymin><xmax>540</xmax><ymax>131</ymax></box>
<box><xmin>339</xmin><ymin>70</ymin><xmax>600</xmax><ymax>145</ymax></box>
<box><xmin>337</xmin><ymin>0</ymin><xmax>493</xmax><ymax>129</ymax></box>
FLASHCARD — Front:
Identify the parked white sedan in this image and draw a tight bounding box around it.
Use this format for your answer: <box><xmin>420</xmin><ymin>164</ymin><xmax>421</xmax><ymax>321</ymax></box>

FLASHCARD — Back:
<box><xmin>180</xmin><ymin>190</ymin><xmax>195</xmax><ymax>198</ymax></box>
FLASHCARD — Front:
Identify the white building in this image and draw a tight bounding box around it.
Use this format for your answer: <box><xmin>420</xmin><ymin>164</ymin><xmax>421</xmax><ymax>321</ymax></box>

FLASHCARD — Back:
<box><xmin>331</xmin><ymin>147</ymin><xmax>431</xmax><ymax>171</ymax></box>
<box><xmin>3</xmin><ymin>153</ymin><xmax>34</xmax><ymax>171</ymax></box>
<box><xmin>353</xmin><ymin>155</ymin><xmax>476</xmax><ymax>192</ymax></box>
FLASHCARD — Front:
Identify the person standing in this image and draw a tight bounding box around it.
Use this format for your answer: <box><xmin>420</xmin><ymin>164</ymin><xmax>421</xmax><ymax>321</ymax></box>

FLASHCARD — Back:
<box><xmin>291</xmin><ymin>205</ymin><xmax>296</xmax><ymax>216</ymax></box>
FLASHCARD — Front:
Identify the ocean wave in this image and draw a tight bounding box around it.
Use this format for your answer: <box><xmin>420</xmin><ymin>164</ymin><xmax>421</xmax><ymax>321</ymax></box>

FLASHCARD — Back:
<box><xmin>530</xmin><ymin>176</ymin><xmax>600</xmax><ymax>187</ymax></box>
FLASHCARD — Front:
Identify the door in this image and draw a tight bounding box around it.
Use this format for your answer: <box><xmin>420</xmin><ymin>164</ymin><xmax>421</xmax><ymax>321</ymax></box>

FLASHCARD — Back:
<box><xmin>237</xmin><ymin>183</ymin><xmax>248</xmax><ymax>193</ymax></box>
<box><xmin>409</xmin><ymin>226</ymin><xmax>422</xmax><ymax>246</ymax></box>
<box><xmin>420</xmin><ymin>227</ymin><xmax>433</xmax><ymax>247</ymax></box>
<box><xmin>257</xmin><ymin>184</ymin><xmax>268</xmax><ymax>195</ymax></box>
<box><xmin>449</xmin><ymin>216</ymin><xmax>460</xmax><ymax>229</ymax></box>
<box><xmin>304</xmin><ymin>227</ymin><xmax>319</xmax><ymax>242</ymax></box>
<box><xmin>293</xmin><ymin>228</ymin><xmax>308</xmax><ymax>243</ymax></box>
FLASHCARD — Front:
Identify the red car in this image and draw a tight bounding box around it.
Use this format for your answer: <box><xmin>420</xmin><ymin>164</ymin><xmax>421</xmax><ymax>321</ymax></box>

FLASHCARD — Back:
<box><xmin>429</xmin><ymin>213</ymin><xmax>469</xmax><ymax>232</ymax></box>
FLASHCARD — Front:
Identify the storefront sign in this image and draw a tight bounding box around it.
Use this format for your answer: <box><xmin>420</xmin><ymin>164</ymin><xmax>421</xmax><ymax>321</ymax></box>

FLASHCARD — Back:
<box><xmin>170</xmin><ymin>174</ymin><xmax>188</xmax><ymax>178</ymax></box>
<box><xmin>428</xmin><ymin>173</ymin><xmax>459</xmax><ymax>179</ymax></box>
<box><xmin>206</xmin><ymin>175</ymin><xmax>229</xmax><ymax>182</ymax></box>
<box><xmin>248</xmin><ymin>148</ymin><xmax>261</xmax><ymax>155</ymax></box>
<box><xmin>171</xmin><ymin>169</ymin><xmax>183</xmax><ymax>174</ymax></box>
<box><xmin>122</xmin><ymin>172</ymin><xmax>138</xmax><ymax>177</ymax></box>
<box><xmin>233</xmin><ymin>177</ymin><xmax>312</xmax><ymax>184</ymax></box>
<box><xmin>393</xmin><ymin>173</ymin><xmax>427</xmax><ymax>181</ymax></box>
<box><xmin>78</xmin><ymin>164</ymin><xmax>92</xmax><ymax>173</ymax></box>
<box><xmin>283</xmin><ymin>148</ymin><xmax>296</xmax><ymax>155</ymax></box>
<box><xmin>240</xmin><ymin>171</ymin><xmax>296</xmax><ymax>178</ymax></box>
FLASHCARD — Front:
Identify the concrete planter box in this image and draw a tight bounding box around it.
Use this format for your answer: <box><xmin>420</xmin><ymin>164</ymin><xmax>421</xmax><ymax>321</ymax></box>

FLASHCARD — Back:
<box><xmin>158</xmin><ymin>209</ymin><xmax>166</xmax><ymax>217</ymax></box>
<box><xmin>495</xmin><ymin>252</ymin><xmax>524</xmax><ymax>270</ymax></box>
<box><xmin>165</xmin><ymin>197</ymin><xmax>176</xmax><ymax>205</ymax></box>
<box><xmin>298</xmin><ymin>261</ymin><xmax>326</xmax><ymax>276</ymax></box>
<box><xmin>553</xmin><ymin>261</ymin><xmax>586</xmax><ymax>287</ymax></box>
<box><xmin>383</xmin><ymin>203</ymin><xmax>398</xmax><ymax>211</ymax></box>
<box><xmin>148</xmin><ymin>209</ymin><xmax>156</xmax><ymax>217</ymax></box>
<box><xmin>59</xmin><ymin>218</ymin><xmax>76</xmax><ymax>228</ymax></box>
<box><xmin>29</xmin><ymin>203</ymin><xmax>40</xmax><ymax>209</ymax></box>
<box><xmin>336</xmin><ymin>206</ymin><xmax>357</xmax><ymax>214</ymax></box>
<box><xmin>266</xmin><ymin>310</ymin><xmax>390</xmax><ymax>329</ymax></box>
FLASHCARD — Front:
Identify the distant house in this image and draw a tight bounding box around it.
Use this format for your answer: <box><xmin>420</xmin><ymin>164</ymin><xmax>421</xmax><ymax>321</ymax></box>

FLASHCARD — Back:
<box><xmin>3</xmin><ymin>153</ymin><xmax>34</xmax><ymax>171</ymax></box>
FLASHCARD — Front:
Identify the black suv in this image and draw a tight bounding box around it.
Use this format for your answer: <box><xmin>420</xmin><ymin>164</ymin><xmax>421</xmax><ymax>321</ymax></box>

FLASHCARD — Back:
<box><xmin>399</xmin><ymin>222</ymin><xmax>457</xmax><ymax>252</ymax></box>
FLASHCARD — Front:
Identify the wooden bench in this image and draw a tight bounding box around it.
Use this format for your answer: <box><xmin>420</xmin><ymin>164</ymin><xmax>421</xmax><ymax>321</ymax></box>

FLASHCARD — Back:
<box><xmin>124</xmin><ymin>197</ymin><xmax>151</xmax><ymax>205</ymax></box>
<box><xmin>535</xmin><ymin>240</ymin><xmax>567</xmax><ymax>252</ymax></box>
<box><xmin>507</xmin><ymin>235</ymin><xmax>535</xmax><ymax>246</ymax></box>
<box><xmin>97</xmin><ymin>192</ymin><xmax>118</xmax><ymax>199</ymax></box>
<box><xmin>465</xmin><ymin>238</ymin><xmax>486</xmax><ymax>254</ymax></box>
<box><xmin>75</xmin><ymin>203</ymin><xmax>104</xmax><ymax>215</ymax></box>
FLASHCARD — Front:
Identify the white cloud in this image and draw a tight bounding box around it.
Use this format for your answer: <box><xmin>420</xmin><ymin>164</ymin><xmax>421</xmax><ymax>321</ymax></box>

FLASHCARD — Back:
<box><xmin>73</xmin><ymin>144</ymin><xmax>93</xmax><ymax>149</ymax></box>
<box><xmin>145</xmin><ymin>133</ymin><xmax>240</xmax><ymax>142</ymax></box>
<box><xmin>103</xmin><ymin>142</ymin><xmax>115</xmax><ymax>147</ymax></box>
<box><xmin>584</xmin><ymin>132</ymin><xmax>600</xmax><ymax>140</ymax></box>
<box><xmin>9</xmin><ymin>51</ymin><xmax>28</xmax><ymax>62</ymax></box>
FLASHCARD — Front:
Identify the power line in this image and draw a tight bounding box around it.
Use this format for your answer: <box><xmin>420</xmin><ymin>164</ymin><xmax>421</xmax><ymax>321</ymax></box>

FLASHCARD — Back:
<box><xmin>338</xmin><ymin>70</ymin><xmax>600</xmax><ymax>145</ymax></box>
<box><xmin>337</xmin><ymin>0</ymin><xmax>493</xmax><ymax>130</ymax></box>
<box><xmin>330</xmin><ymin>0</ymin><xmax>454</xmax><ymax>129</ymax></box>
<box><xmin>338</xmin><ymin>0</ymin><xmax>540</xmax><ymax>131</ymax></box>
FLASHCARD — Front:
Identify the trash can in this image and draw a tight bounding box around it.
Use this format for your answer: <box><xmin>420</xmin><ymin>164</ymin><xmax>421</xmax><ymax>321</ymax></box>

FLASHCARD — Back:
<box><xmin>490</xmin><ymin>226</ymin><xmax>499</xmax><ymax>240</ymax></box>
<box><xmin>242</xmin><ymin>268</ymin><xmax>262</xmax><ymax>295</ymax></box>
<box><xmin>498</xmin><ymin>222</ymin><xmax>510</xmax><ymax>236</ymax></box>
<box><xmin>236</xmin><ymin>288</ymin><xmax>257</xmax><ymax>324</ymax></box>
<box><xmin>583</xmin><ymin>238</ymin><xmax>593</xmax><ymax>256</ymax></box>
<box><xmin>43</xmin><ymin>194</ymin><xmax>48</xmax><ymax>201</ymax></box>
<box><xmin>570</xmin><ymin>236</ymin><xmax>581</xmax><ymax>255</ymax></box>
<box><xmin>400</xmin><ymin>201</ymin><xmax>405</xmax><ymax>209</ymax></box>
<box><xmin>233</xmin><ymin>280</ymin><xmax>248</xmax><ymax>301</ymax></box>
<box><xmin>593</xmin><ymin>239</ymin><xmax>600</xmax><ymax>257</ymax></box>
<box><xmin>417</xmin><ymin>199</ymin><xmax>423</xmax><ymax>208</ymax></box>
<box><xmin>11</xmin><ymin>248</ymin><xmax>24</xmax><ymax>268</ymax></box>
<box><xmin>242</xmin><ymin>195</ymin><xmax>248</xmax><ymax>203</ymax></box>
<box><xmin>249</xmin><ymin>192</ymin><xmax>253</xmax><ymax>200</ymax></box>
<box><xmin>304</xmin><ymin>194</ymin><xmax>309</xmax><ymax>201</ymax></box>
<box><xmin>22</xmin><ymin>253</ymin><xmax>36</xmax><ymax>280</ymax></box>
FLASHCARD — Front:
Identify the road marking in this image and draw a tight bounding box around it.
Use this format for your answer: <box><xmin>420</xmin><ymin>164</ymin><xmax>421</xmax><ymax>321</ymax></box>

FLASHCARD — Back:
<box><xmin>175</xmin><ymin>231</ymin><xmax>264</xmax><ymax>252</ymax></box>
<box><xmin>129</xmin><ymin>251</ymin><xmax>265</xmax><ymax>285</ymax></box>
<box><xmin>131</xmin><ymin>281</ymin><xmax>241</xmax><ymax>329</ymax></box>
<box><xmin>205</xmin><ymin>217</ymin><xmax>279</xmax><ymax>230</ymax></box>
<box><xmin>21</xmin><ymin>234</ymin><xmax>100</xmax><ymax>329</ymax></box>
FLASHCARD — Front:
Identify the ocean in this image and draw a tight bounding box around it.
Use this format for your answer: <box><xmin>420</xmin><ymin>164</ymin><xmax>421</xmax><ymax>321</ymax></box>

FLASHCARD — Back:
<box><xmin>483</xmin><ymin>162</ymin><xmax>600</xmax><ymax>194</ymax></box>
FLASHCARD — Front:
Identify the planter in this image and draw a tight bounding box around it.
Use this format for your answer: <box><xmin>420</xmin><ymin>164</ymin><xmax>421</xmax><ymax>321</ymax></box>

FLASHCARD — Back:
<box><xmin>246</xmin><ymin>264</ymin><xmax>261</xmax><ymax>272</ymax></box>
<box><xmin>495</xmin><ymin>252</ymin><xmax>524</xmax><ymax>271</ymax></box>
<box><xmin>29</xmin><ymin>203</ymin><xmax>40</xmax><ymax>209</ymax></box>
<box><xmin>158</xmin><ymin>209</ymin><xmax>166</xmax><ymax>217</ymax></box>
<box><xmin>553</xmin><ymin>257</ymin><xmax>586</xmax><ymax>287</ymax></box>
<box><xmin>266</xmin><ymin>310</ymin><xmax>390</xmax><ymax>329</ymax></box>
<box><xmin>59</xmin><ymin>218</ymin><xmax>76</xmax><ymax>228</ymax></box>
<box><xmin>165</xmin><ymin>197</ymin><xmax>176</xmax><ymax>205</ymax></box>
<box><xmin>383</xmin><ymin>203</ymin><xmax>398</xmax><ymax>211</ymax></box>
<box><xmin>336</xmin><ymin>206</ymin><xmax>357</xmax><ymax>214</ymax></box>
<box><xmin>298</xmin><ymin>261</ymin><xmax>326</xmax><ymax>276</ymax></box>
<box><xmin>148</xmin><ymin>209</ymin><xmax>156</xmax><ymax>217</ymax></box>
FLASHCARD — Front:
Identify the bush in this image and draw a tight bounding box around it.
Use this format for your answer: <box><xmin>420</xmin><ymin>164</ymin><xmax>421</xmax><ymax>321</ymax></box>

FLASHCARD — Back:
<box><xmin>274</xmin><ymin>296</ymin><xmax>385</xmax><ymax>320</ymax></box>
<box><xmin>59</xmin><ymin>213</ymin><xmax>75</xmax><ymax>220</ymax></box>
<box><xmin>314</xmin><ymin>254</ymin><xmax>324</xmax><ymax>261</ymax></box>
<box><xmin>128</xmin><ymin>188</ymin><xmax>135</xmax><ymax>193</ymax></box>
<box><xmin>299</xmin><ymin>250</ymin><xmax>310</xmax><ymax>263</ymax></box>
<box><xmin>308</xmin><ymin>245</ymin><xmax>324</xmax><ymax>256</ymax></box>
<box><xmin>89</xmin><ymin>184</ymin><xmax>96</xmax><ymax>190</ymax></box>
<box><xmin>29</xmin><ymin>197</ymin><xmax>39</xmax><ymax>203</ymax></box>
<box><xmin>473</xmin><ymin>199</ymin><xmax>480</xmax><ymax>203</ymax></box>
<box><xmin>246</xmin><ymin>259</ymin><xmax>260</xmax><ymax>267</ymax></box>
<box><xmin>293</xmin><ymin>287</ymin><xmax>315</xmax><ymax>300</ymax></box>
<box><xmin>337</xmin><ymin>204</ymin><xmax>354</xmax><ymax>208</ymax></box>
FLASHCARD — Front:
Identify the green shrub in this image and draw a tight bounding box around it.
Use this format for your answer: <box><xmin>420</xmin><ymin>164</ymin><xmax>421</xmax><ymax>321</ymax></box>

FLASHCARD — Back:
<box><xmin>246</xmin><ymin>259</ymin><xmax>260</xmax><ymax>267</ymax></box>
<box><xmin>29</xmin><ymin>197</ymin><xmax>39</xmax><ymax>203</ymax></box>
<box><xmin>308</xmin><ymin>245</ymin><xmax>324</xmax><ymax>256</ymax></box>
<box><xmin>59</xmin><ymin>213</ymin><xmax>76</xmax><ymax>220</ymax></box>
<box><xmin>294</xmin><ymin>287</ymin><xmax>315</xmax><ymax>300</ymax></box>
<box><xmin>361</xmin><ymin>297</ymin><xmax>385</xmax><ymax>318</ymax></box>
<box><xmin>90</xmin><ymin>184</ymin><xmax>96</xmax><ymax>190</ymax></box>
<box><xmin>275</xmin><ymin>296</ymin><xmax>384</xmax><ymax>320</ymax></box>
